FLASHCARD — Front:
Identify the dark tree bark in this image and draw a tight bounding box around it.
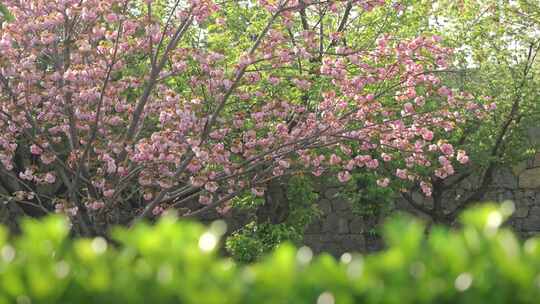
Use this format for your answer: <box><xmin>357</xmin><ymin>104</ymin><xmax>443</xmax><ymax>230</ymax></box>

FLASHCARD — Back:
<box><xmin>256</xmin><ymin>178</ymin><xmax>290</xmax><ymax>224</ymax></box>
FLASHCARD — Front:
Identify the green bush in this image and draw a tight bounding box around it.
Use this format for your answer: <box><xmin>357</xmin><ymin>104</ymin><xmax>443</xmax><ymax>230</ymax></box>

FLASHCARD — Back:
<box><xmin>226</xmin><ymin>175</ymin><xmax>321</xmax><ymax>263</ymax></box>
<box><xmin>1</xmin><ymin>202</ymin><xmax>540</xmax><ymax>303</ymax></box>
<box><xmin>226</xmin><ymin>221</ymin><xmax>303</xmax><ymax>263</ymax></box>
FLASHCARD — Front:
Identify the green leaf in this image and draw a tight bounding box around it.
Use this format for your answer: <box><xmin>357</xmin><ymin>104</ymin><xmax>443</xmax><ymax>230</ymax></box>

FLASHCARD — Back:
<box><xmin>0</xmin><ymin>4</ymin><xmax>14</xmax><ymax>22</ymax></box>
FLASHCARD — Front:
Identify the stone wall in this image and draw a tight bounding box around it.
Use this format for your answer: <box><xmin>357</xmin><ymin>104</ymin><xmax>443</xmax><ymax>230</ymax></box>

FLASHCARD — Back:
<box><xmin>302</xmin><ymin>150</ymin><xmax>540</xmax><ymax>256</ymax></box>
<box><xmin>302</xmin><ymin>183</ymin><xmax>384</xmax><ymax>256</ymax></box>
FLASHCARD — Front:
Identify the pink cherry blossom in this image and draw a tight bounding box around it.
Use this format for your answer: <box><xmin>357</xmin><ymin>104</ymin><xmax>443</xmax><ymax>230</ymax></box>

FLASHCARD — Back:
<box><xmin>381</xmin><ymin>153</ymin><xmax>392</xmax><ymax>162</ymax></box>
<box><xmin>421</xmin><ymin>129</ymin><xmax>434</xmax><ymax>141</ymax></box>
<box><xmin>43</xmin><ymin>173</ymin><xmax>56</xmax><ymax>184</ymax></box>
<box><xmin>19</xmin><ymin>168</ymin><xmax>34</xmax><ymax>181</ymax></box>
<box><xmin>457</xmin><ymin>150</ymin><xmax>469</xmax><ymax>164</ymax></box>
<box><xmin>366</xmin><ymin>159</ymin><xmax>379</xmax><ymax>169</ymax></box>
<box><xmin>205</xmin><ymin>182</ymin><xmax>219</xmax><ymax>193</ymax></box>
<box><xmin>338</xmin><ymin>171</ymin><xmax>352</xmax><ymax>183</ymax></box>
<box><xmin>152</xmin><ymin>206</ymin><xmax>165</xmax><ymax>216</ymax></box>
<box><xmin>199</xmin><ymin>195</ymin><xmax>212</xmax><ymax>205</ymax></box>
<box><xmin>329</xmin><ymin>154</ymin><xmax>342</xmax><ymax>165</ymax></box>
<box><xmin>30</xmin><ymin>144</ymin><xmax>43</xmax><ymax>155</ymax></box>
<box><xmin>87</xmin><ymin>201</ymin><xmax>105</xmax><ymax>211</ymax></box>
<box><xmin>420</xmin><ymin>181</ymin><xmax>432</xmax><ymax>196</ymax></box>
<box><xmin>103</xmin><ymin>189</ymin><xmax>115</xmax><ymax>198</ymax></box>
<box><xmin>396</xmin><ymin>169</ymin><xmax>408</xmax><ymax>179</ymax></box>
<box><xmin>439</xmin><ymin>143</ymin><xmax>455</xmax><ymax>156</ymax></box>
<box><xmin>377</xmin><ymin>178</ymin><xmax>390</xmax><ymax>187</ymax></box>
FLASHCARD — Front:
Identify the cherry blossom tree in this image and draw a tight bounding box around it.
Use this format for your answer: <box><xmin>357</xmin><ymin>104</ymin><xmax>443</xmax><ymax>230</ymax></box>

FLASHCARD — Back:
<box><xmin>0</xmin><ymin>0</ymin><xmax>486</xmax><ymax>235</ymax></box>
<box><xmin>393</xmin><ymin>0</ymin><xmax>540</xmax><ymax>224</ymax></box>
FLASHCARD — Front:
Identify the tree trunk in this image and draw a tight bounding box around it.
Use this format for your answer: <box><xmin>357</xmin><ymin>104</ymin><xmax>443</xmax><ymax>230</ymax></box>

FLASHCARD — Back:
<box><xmin>256</xmin><ymin>178</ymin><xmax>290</xmax><ymax>224</ymax></box>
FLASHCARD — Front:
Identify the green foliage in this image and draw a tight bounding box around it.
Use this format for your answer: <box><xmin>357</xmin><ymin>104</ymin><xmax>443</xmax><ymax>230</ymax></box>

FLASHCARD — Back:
<box><xmin>225</xmin><ymin>221</ymin><xmax>301</xmax><ymax>263</ymax></box>
<box><xmin>2</xmin><ymin>203</ymin><xmax>540</xmax><ymax>303</ymax></box>
<box><xmin>428</xmin><ymin>0</ymin><xmax>540</xmax><ymax>166</ymax></box>
<box><xmin>226</xmin><ymin>175</ymin><xmax>321</xmax><ymax>262</ymax></box>
<box><xmin>230</xmin><ymin>193</ymin><xmax>265</xmax><ymax>211</ymax></box>
<box><xmin>337</xmin><ymin>172</ymin><xmax>395</xmax><ymax>217</ymax></box>
<box><xmin>0</xmin><ymin>4</ymin><xmax>13</xmax><ymax>23</ymax></box>
<box><xmin>285</xmin><ymin>175</ymin><xmax>321</xmax><ymax>229</ymax></box>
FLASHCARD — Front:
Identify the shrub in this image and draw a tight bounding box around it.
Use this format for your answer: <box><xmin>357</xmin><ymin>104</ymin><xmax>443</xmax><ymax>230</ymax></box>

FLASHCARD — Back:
<box><xmin>226</xmin><ymin>175</ymin><xmax>320</xmax><ymax>263</ymax></box>
<box><xmin>1</xmin><ymin>202</ymin><xmax>539</xmax><ymax>303</ymax></box>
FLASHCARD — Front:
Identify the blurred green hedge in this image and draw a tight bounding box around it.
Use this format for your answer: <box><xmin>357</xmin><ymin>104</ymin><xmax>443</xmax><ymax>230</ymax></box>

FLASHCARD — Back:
<box><xmin>1</xmin><ymin>202</ymin><xmax>540</xmax><ymax>303</ymax></box>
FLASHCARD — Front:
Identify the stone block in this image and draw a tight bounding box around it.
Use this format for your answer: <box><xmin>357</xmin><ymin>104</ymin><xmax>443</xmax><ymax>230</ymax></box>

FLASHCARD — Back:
<box><xmin>412</xmin><ymin>191</ymin><xmax>434</xmax><ymax>209</ymax></box>
<box><xmin>521</xmin><ymin>206</ymin><xmax>540</xmax><ymax>231</ymax></box>
<box><xmin>535</xmin><ymin>192</ymin><xmax>540</xmax><ymax>203</ymax></box>
<box><xmin>301</xmin><ymin>235</ymin><xmax>325</xmax><ymax>253</ymax></box>
<box><xmin>532</xmin><ymin>153</ymin><xmax>540</xmax><ymax>168</ymax></box>
<box><xmin>324</xmin><ymin>243</ymin><xmax>345</xmax><ymax>257</ymax></box>
<box><xmin>521</xmin><ymin>214</ymin><xmax>540</xmax><ymax>231</ymax></box>
<box><xmin>304</xmin><ymin>220</ymin><xmax>322</xmax><ymax>234</ymax></box>
<box><xmin>338</xmin><ymin>218</ymin><xmax>349</xmax><ymax>234</ymax></box>
<box><xmin>512</xmin><ymin>161</ymin><xmax>528</xmax><ymax>176</ymax></box>
<box><xmin>513</xmin><ymin>205</ymin><xmax>529</xmax><ymax>218</ymax></box>
<box><xmin>395</xmin><ymin>197</ymin><xmax>410</xmax><ymax>209</ymax></box>
<box><xmin>496</xmin><ymin>190</ymin><xmax>514</xmax><ymax>202</ymax></box>
<box><xmin>324</xmin><ymin>187</ymin><xmax>339</xmax><ymax>199</ymax></box>
<box><xmin>312</xmin><ymin>180</ymin><xmax>325</xmax><ymax>193</ymax></box>
<box><xmin>529</xmin><ymin>206</ymin><xmax>540</xmax><ymax>217</ymax></box>
<box><xmin>512</xmin><ymin>199</ymin><xmax>530</xmax><ymax>218</ymax></box>
<box><xmin>332</xmin><ymin>198</ymin><xmax>350</xmax><ymax>212</ymax></box>
<box><xmin>349</xmin><ymin>218</ymin><xmax>365</xmax><ymax>233</ymax></box>
<box><xmin>318</xmin><ymin>199</ymin><xmax>332</xmax><ymax>214</ymax></box>
<box><xmin>482</xmin><ymin>191</ymin><xmax>498</xmax><ymax>201</ymax></box>
<box><xmin>336</xmin><ymin>209</ymin><xmax>356</xmax><ymax>220</ymax></box>
<box><xmin>521</xmin><ymin>190</ymin><xmax>537</xmax><ymax>205</ymax></box>
<box><xmin>519</xmin><ymin>168</ymin><xmax>540</xmax><ymax>189</ymax></box>
<box><xmin>322</xmin><ymin>213</ymin><xmax>340</xmax><ymax>232</ymax></box>
<box><xmin>340</xmin><ymin>235</ymin><xmax>367</xmax><ymax>252</ymax></box>
<box><xmin>492</xmin><ymin>167</ymin><xmax>518</xmax><ymax>189</ymax></box>
<box><xmin>366</xmin><ymin>236</ymin><xmax>385</xmax><ymax>252</ymax></box>
<box><xmin>527</xmin><ymin>127</ymin><xmax>540</xmax><ymax>146</ymax></box>
<box><xmin>461</xmin><ymin>175</ymin><xmax>478</xmax><ymax>190</ymax></box>
<box><xmin>444</xmin><ymin>199</ymin><xmax>462</xmax><ymax>215</ymax></box>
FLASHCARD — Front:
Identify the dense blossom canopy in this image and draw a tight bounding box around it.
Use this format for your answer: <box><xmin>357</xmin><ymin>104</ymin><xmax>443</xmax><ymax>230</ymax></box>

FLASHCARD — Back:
<box><xmin>0</xmin><ymin>0</ymin><xmax>489</xmax><ymax>233</ymax></box>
